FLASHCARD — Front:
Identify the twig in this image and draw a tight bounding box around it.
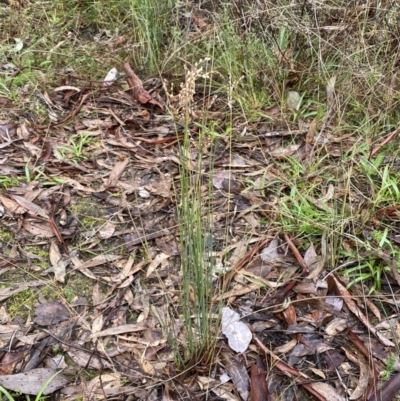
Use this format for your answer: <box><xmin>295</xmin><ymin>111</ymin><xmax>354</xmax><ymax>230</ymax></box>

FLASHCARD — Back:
<box><xmin>370</xmin><ymin>126</ymin><xmax>400</xmax><ymax>158</ymax></box>
<box><xmin>284</xmin><ymin>233</ymin><xmax>309</xmax><ymax>273</ymax></box>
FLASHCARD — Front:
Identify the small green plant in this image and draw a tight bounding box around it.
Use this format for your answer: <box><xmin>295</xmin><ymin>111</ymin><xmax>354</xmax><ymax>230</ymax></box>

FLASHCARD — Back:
<box><xmin>381</xmin><ymin>354</ymin><xmax>396</xmax><ymax>381</ymax></box>
<box><xmin>0</xmin><ymin>176</ymin><xmax>20</xmax><ymax>189</ymax></box>
<box><xmin>341</xmin><ymin>258</ymin><xmax>390</xmax><ymax>294</ymax></box>
<box><xmin>340</xmin><ymin>227</ymin><xmax>400</xmax><ymax>293</ymax></box>
<box><xmin>55</xmin><ymin>132</ymin><xmax>96</xmax><ymax>162</ymax></box>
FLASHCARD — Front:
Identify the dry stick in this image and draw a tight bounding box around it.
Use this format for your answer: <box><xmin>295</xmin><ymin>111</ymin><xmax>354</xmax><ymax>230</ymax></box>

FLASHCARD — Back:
<box><xmin>284</xmin><ymin>233</ymin><xmax>309</xmax><ymax>274</ymax></box>
<box><xmin>370</xmin><ymin>126</ymin><xmax>400</xmax><ymax>157</ymax></box>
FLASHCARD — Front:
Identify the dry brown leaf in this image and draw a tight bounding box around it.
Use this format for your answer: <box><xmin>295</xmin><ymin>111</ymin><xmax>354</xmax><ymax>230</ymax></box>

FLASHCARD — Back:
<box><xmin>123</xmin><ymin>63</ymin><xmax>163</xmax><ymax>109</ymax></box>
<box><xmin>309</xmin><ymin>382</ymin><xmax>345</xmax><ymax>401</ymax></box>
<box><xmin>344</xmin><ymin>350</ymin><xmax>370</xmax><ymax>400</ymax></box>
<box><xmin>89</xmin><ymin>323</ymin><xmax>147</xmax><ymax>338</ymax></box>
<box><xmin>0</xmin><ymin>195</ymin><xmax>25</xmax><ymax>214</ymax></box>
<box><xmin>34</xmin><ymin>302</ymin><xmax>70</xmax><ymax>326</ymax></box>
<box><xmin>76</xmin><ymin>254</ymin><xmax>122</xmax><ymax>270</ymax></box>
<box><xmin>0</xmin><ymin>351</ymin><xmax>26</xmax><ymax>375</ymax></box>
<box><xmin>49</xmin><ymin>240</ymin><xmax>66</xmax><ymax>283</ymax></box>
<box><xmin>86</xmin><ymin>373</ymin><xmax>121</xmax><ymax>401</ymax></box>
<box><xmin>23</xmin><ymin>220</ymin><xmax>54</xmax><ymax>238</ymax></box>
<box><xmin>67</xmin><ymin>349</ymin><xmax>111</xmax><ymax>370</ymax></box>
<box><xmin>97</xmin><ymin>222</ymin><xmax>116</xmax><ymax>240</ymax></box>
<box><xmin>250</xmin><ymin>356</ymin><xmax>268</xmax><ymax>401</ymax></box>
<box><xmin>11</xmin><ymin>195</ymin><xmax>49</xmax><ymax>218</ymax></box>
<box><xmin>274</xmin><ymin>338</ymin><xmax>297</xmax><ymax>354</ymax></box>
<box><xmin>106</xmin><ymin>158</ymin><xmax>130</xmax><ymax>187</ymax></box>
<box><xmin>325</xmin><ymin>318</ymin><xmax>348</xmax><ymax>336</ymax></box>
<box><xmin>222</xmin><ymin>353</ymin><xmax>250</xmax><ymax>401</ymax></box>
<box><xmin>0</xmin><ymin>368</ymin><xmax>68</xmax><ymax>395</ymax></box>
<box><xmin>328</xmin><ymin>275</ymin><xmax>395</xmax><ymax>347</ymax></box>
<box><xmin>146</xmin><ymin>253</ymin><xmax>170</xmax><ymax>277</ymax></box>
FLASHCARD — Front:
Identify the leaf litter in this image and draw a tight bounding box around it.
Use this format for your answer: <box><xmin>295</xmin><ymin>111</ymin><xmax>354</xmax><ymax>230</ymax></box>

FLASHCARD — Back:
<box><xmin>1</xmin><ymin>72</ymin><xmax>400</xmax><ymax>399</ymax></box>
<box><xmin>1</xmin><ymin>6</ymin><xmax>400</xmax><ymax>401</ymax></box>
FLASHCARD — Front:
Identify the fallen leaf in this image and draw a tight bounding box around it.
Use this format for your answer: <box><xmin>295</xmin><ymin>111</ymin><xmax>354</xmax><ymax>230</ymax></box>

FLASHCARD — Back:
<box><xmin>146</xmin><ymin>253</ymin><xmax>170</xmax><ymax>277</ymax></box>
<box><xmin>89</xmin><ymin>323</ymin><xmax>147</xmax><ymax>338</ymax></box>
<box><xmin>11</xmin><ymin>195</ymin><xmax>49</xmax><ymax>218</ymax></box>
<box><xmin>0</xmin><ymin>368</ymin><xmax>68</xmax><ymax>395</ymax></box>
<box><xmin>23</xmin><ymin>220</ymin><xmax>55</xmax><ymax>238</ymax></box>
<box><xmin>103</xmin><ymin>67</ymin><xmax>118</xmax><ymax>86</ymax></box>
<box><xmin>250</xmin><ymin>356</ymin><xmax>269</xmax><ymax>401</ymax></box>
<box><xmin>309</xmin><ymin>382</ymin><xmax>346</xmax><ymax>401</ymax></box>
<box><xmin>222</xmin><ymin>353</ymin><xmax>250</xmax><ymax>401</ymax></box>
<box><xmin>49</xmin><ymin>241</ymin><xmax>66</xmax><ymax>283</ymax></box>
<box><xmin>34</xmin><ymin>302</ymin><xmax>70</xmax><ymax>326</ymax></box>
<box><xmin>328</xmin><ymin>275</ymin><xmax>395</xmax><ymax>347</ymax></box>
<box><xmin>0</xmin><ymin>351</ymin><xmax>26</xmax><ymax>375</ymax></box>
<box><xmin>67</xmin><ymin>349</ymin><xmax>111</xmax><ymax>370</ymax></box>
<box><xmin>123</xmin><ymin>63</ymin><xmax>163</xmax><ymax>109</ymax></box>
<box><xmin>106</xmin><ymin>158</ymin><xmax>130</xmax><ymax>187</ymax></box>
<box><xmin>76</xmin><ymin>254</ymin><xmax>122</xmax><ymax>270</ymax></box>
<box><xmin>97</xmin><ymin>222</ymin><xmax>116</xmax><ymax>240</ymax></box>
<box><xmin>221</xmin><ymin>307</ymin><xmax>252</xmax><ymax>353</ymax></box>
